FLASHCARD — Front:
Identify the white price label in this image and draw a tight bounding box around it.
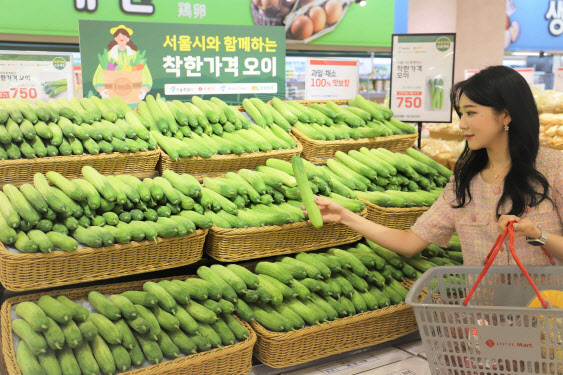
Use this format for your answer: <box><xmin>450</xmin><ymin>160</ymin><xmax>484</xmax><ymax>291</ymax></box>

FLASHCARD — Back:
<box><xmin>305</xmin><ymin>59</ymin><xmax>359</xmax><ymax>100</ymax></box>
<box><xmin>553</xmin><ymin>67</ymin><xmax>563</xmax><ymax>92</ymax></box>
<box><xmin>0</xmin><ymin>52</ymin><xmax>74</xmax><ymax>102</ymax></box>
<box><xmin>515</xmin><ymin>68</ymin><xmax>535</xmax><ymax>86</ymax></box>
<box><xmin>390</xmin><ymin>34</ymin><xmax>455</xmax><ymax>123</ymax></box>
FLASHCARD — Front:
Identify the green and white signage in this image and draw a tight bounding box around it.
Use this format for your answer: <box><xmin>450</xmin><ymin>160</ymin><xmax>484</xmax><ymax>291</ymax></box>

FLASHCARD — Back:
<box><xmin>390</xmin><ymin>34</ymin><xmax>456</xmax><ymax>123</ymax></box>
<box><xmin>0</xmin><ymin>52</ymin><xmax>74</xmax><ymax>102</ymax></box>
<box><xmin>79</xmin><ymin>20</ymin><xmax>285</xmax><ymax>105</ymax></box>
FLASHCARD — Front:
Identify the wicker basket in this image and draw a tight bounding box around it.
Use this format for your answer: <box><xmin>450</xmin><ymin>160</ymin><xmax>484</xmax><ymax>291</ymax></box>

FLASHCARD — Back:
<box><xmin>428</xmin><ymin>129</ymin><xmax>464</xmax><ymax>141</ymax></box>
<box><xmin>360</xmin><ymin>199</ymin><xmax>429</xmax><ymax>231</ymax></box>
<box><xmin>1</xmin><ymin>276</ymin><xmax>256</xmax><ymax>375</ymax></box>
<box><xmin>293</xmin><ymin>128</ymin><xmax>418</xmax><ymax>164</ymax></box>
<box><xmin>158</xmin><ymin>135</ymin><xmax>302</xmax><ymax>179</ymax></box>
<box><xmin>0</xmin><ymin>230</ymin><xmax>207</xmax><ymax>292</ymax></box>
<box><xmin>204</xmin><ymin>208</ymin><xmax>367</xmax><ymax>262</ymax></box>
<box><xmin>0</xmin><ymin>149</ymin><xmax>160</xmax><ymax>186</ymax></box>
<box><xmin>251</xmin><ymin>280</ymin><xmax>419</xmax><ymax>368</ymax></box>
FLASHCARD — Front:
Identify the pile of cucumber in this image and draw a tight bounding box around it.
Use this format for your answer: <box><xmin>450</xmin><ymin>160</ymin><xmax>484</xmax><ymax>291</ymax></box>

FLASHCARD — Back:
<box><xmin>13</xmin><ymin>277</ymin><xmax>250</xmax><ymax>374</ymax></box>
<box><xmin>198</xmin><ymin>157</ymin><xmax>365</xmax><ymax>229</ymax></box>
<box><xmin>138</xmin><ymin>95</ymin><xmax>298</xmax><ymax>161</ymax></box>
<box><xmin>0</xmin><ymin>167</ymin><xmax>219</xmax><ymax>253</ymax></box>
<box><xmin>323</xmin><ymin>147</ymin><xmax>452</xmax><ymax>208</ymax></box>
<box><xmin>287</xmin><ymin>95</ymin><xmax>416</xmax><ymax>141</ymax></box>
<box><xmin>0</xmin><ymin>96</ymin><xmax>158</xmax><ymax>160</ymax></box>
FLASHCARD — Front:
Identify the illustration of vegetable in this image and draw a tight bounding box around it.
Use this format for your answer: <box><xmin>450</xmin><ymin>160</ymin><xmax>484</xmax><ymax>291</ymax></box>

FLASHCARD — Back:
<box><xmin>42</xmin><ymin>79</ymin><xmax>68</xmax><ymax>98</ymax></box>
<box><xmin>429</xmin><ymin>77</ymin><xmax>444</xmax><ymax>110</ymax></box>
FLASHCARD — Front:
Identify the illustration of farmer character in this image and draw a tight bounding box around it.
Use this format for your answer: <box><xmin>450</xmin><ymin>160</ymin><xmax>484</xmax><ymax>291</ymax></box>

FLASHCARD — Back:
<box><xmin>92</xmin><ymin>25</ymin><xmax>152</xmax><ymax>104</ymax></box>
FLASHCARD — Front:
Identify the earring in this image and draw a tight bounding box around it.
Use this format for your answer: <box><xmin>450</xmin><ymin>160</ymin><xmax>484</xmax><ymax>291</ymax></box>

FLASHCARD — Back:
<box><xmin>504</xmin><ymin>125</ymin><xmax>509</xmax><ymax>131</ymax></box>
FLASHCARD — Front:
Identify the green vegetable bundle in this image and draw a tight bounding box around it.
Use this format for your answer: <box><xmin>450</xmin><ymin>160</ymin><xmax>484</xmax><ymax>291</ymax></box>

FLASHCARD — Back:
<box><xmin>42</xmin><ymin>79</ymin><xmax>68</xmax><ymax>98</ymax></box>
<box><xmin>429</xmin><ymin>77</ymin><xmax>444</xmax><ymax>110</ymax></box>
<box><xmin>13</xmin><ymin>277</ymin><xmax>249</xmax><ymax>374</ymax></box>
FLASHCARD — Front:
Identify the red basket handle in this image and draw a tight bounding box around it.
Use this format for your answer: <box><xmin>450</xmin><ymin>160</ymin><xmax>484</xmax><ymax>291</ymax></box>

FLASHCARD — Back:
<box><xmin>462</xmin><ymin>222</ymin><xmax>551</xmax><ymax>308</ymax></box>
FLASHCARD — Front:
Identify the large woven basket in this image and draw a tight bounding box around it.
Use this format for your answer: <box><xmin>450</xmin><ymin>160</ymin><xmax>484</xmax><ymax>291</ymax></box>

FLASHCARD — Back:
<box><xmin>1</xmin><ymin>276</ymin><xmax>256</xmax><ymax>375</ymax></box>
<box><xmin>0</xmin><ymin>230</ymin><xmax>207</xmax><ymax>292</ymax></box>
<box><xmin>158</xmin><ymin>135</ymin><xmax>302</xmax><ymax>180</ymax></box>
<box><xmin>360</xmin><ymin>198</ymin><xmax>429</xmax><ymax>230</ymax></box>
<box><xmin>428</xmin><ymin>129</ymin><xmax>464</xmax><ymax>141</ymax></box>
<box><xmin>251</xmin><ymin>280</ymin><xmax>419</xmax><ymax>368</ymax></box>
<box><xmin>293</xmin><ymin>128</ymin><xmax>418</xmax><ymax>164</ymax></box>
<box><xmin>204</xmin><ymin>208</ymin><xmax>367</xmax><ymax>262</ymax></box>
<box><xmin>0</xmin><ymin>149</ymin><xmax>160</xmax><ymax>187</ymax></box>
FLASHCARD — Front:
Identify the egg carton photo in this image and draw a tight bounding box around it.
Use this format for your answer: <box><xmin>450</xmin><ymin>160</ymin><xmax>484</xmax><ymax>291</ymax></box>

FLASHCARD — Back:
<box><xmin>284</xmin><ymin>0</ymin><xmax>353</xmax><ymax>44</ymax></box>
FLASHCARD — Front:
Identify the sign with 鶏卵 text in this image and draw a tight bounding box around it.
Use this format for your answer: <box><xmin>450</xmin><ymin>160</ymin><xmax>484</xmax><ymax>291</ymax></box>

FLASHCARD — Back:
<box><xmin>390</xmin><ymin>33</ymin><xmax>456</xmax><ymax>123</ymax></box>
<box><xmin>79</xmin><ymin>20</ymin><xmax>285</xmax><ymax>105</ymax></box>
<box><xmin>304</xmin><ymin>59</ymin><xmax>359</xmax><ymax>100</ymax></box>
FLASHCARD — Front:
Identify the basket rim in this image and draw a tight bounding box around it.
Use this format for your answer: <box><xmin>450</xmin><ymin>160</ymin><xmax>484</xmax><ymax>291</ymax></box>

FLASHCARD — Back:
<box><xmin>159</xmin><ymin>133</ymin><xmax>303</xmax><ymax>163</ymax></box>
<box><xmin>292</xmin><ymin>127</ymin><xmax>419</xmax><ymax>147</ymax></box>
<box><xmin>0</xmin><ymin>148</ymin><xmax>161</xmax><ymax>168</ymax></box>
<box><xmin>0</xmin><ymin>229</ymin><xmax>208</xmax><ymax>261</ymax></box>
<box><xmin>1</xmin><ymin>274</ymin><xmax>257</xmax><ymax>375</ymax></box>
<box><xmin>358</xmin><ymin>198</ymin><xmax>430</xmax><ymax>214</ymax></box>
<box><xmin>208</xmin><ymin>207</ymin><xmax>368</xmax><ymax>235</ymax></box>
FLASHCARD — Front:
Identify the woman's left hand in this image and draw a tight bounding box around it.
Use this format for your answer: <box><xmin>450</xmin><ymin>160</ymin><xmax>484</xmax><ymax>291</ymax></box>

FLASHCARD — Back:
<box><xmin>497</xmin><ymin>215</ymin><xmax>541</xmax><ymax>239</ymax></box>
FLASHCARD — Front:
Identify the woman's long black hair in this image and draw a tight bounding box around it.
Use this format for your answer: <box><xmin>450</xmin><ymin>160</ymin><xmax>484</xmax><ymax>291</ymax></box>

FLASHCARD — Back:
<box><xmin>451</xmin><ymin>65</ymin><xmax>551</xmax><ymax>217</ymax></box>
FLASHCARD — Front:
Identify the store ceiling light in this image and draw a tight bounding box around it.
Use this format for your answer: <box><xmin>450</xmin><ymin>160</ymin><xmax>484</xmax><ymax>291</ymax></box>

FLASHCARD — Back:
<box><xmin>511</xmin><ymin>51</ymin><xmax>540</xmax><ymax>56</ymax></box>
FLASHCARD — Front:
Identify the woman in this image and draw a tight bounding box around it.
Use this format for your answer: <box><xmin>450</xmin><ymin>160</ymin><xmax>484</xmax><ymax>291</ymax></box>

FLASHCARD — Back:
<box><xmin>313</xmin><ymin>66</ymin><xmax>563</xmax><ymax>265</ymax></box>
<box><xmin>92</xmin><ymin>25</ymin><xmax>152</xmax><ymax>101</ymax></box>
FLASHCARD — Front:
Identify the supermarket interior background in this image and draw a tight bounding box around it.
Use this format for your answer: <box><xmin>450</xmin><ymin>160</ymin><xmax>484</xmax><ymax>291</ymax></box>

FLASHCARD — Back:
<box><xmin>0</xmin><ymin>0</ymin><xmax>561</xmax><ymax>374</ymax></box>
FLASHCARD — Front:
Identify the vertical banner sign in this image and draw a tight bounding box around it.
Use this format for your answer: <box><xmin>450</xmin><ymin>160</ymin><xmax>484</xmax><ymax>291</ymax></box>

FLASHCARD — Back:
<box><xmin>304</xmin><ymin>58</ymin><xmax>359</xmax><ymax>100</ymax></box>
<box><xmin>554</xmin><ymin>67</ymin><xmax>563</xmax><ymax>92</ymax></box>
<box><xmin>79</xmin><ymin>20</ymin><xmax>285</xmax><ymax>105</ymax></box>
<box><xmin>390</xmin><ymin>33</ymin><xmax>456</xmax><ymax>123</ymax></box>
<box><xmin>515</xmin><ymin>68</ymin><xmax>535</xmax><ymax>86</ymax></box>
<box><xmin>0</xmin><ymin>52</ymin><xmax>74</xmax><ymax>102</ymax></box>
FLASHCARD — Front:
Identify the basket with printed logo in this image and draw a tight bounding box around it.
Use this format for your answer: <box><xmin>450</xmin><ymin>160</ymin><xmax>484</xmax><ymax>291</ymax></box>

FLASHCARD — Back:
<box><xmin>1</xmin><ymin>274</ymin><xmax>256</xmax><ymax>375</ymax></box>
<box><xmin>406</xmin><ymin>223</ymin><xmax>563</xmax><ymax>374</ymax></box>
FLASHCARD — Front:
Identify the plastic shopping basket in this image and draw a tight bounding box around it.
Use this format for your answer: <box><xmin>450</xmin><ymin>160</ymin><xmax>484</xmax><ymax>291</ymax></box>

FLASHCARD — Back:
<box><xmin>406</xmin><ymin>223</ymin><xmax>563</xmax><ymax>374</ymax></box>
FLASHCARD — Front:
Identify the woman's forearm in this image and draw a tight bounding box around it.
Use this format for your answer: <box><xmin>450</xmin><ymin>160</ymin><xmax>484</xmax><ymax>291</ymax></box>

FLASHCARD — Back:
<box><xmin>340</xmin><ymin>210</ymin><xmax>429</xmax><ymax>257</ymax></box>
<box><xmin>542</xmin><ymin>232</ymin><xmax>563</xmax><ymax>263</ymax></box>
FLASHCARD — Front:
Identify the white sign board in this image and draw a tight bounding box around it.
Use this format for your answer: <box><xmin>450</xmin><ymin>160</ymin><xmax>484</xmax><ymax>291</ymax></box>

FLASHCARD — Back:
<box><xmin>464</xmin><ymin>69</ymin><xmax>480</xmax><ymax>80</ymax></box>
<box><xmin>305</xmin><ymin>58</ymin><xmax>359</xmax><ymax>100</ymax></box>
<box><xmin>0</xmin><ymin>52</ymin><xmax>74</xmax><ymax>102</ymax></box>
<box><xmin>515</xmin><ymin>68</ymin><xmax>535</xmax><ymax>86</ymax></box>
<box><xmin>553</xmin><ymin>67</ymin><xmax>563</xmax><ymax>92</ymax></box>
<box><xmin>390</xmin><ymin>34</ymin><xmax>456</xmax><ymax>123</ymax></box>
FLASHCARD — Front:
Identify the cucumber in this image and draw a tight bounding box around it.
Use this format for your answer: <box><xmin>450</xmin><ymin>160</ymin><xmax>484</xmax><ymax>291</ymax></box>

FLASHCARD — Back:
<box><xmin>292</xmin><ymin>156</ymin><xmax>322</xmax><ymax>228</ymax></box>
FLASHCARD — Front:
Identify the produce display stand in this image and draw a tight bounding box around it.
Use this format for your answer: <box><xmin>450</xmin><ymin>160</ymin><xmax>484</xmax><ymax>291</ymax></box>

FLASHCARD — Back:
<box><xmin>250</xmin><ymin>279</ymin><xmax>419</xmax><ymax>368</ymax></box>
<box><xmin>204</xmin><ymin>208</ymin><xmax>368</xmax><ymax>262</ymax></box>
<box><xmin>158</xmin><ymin>134</ymin><xmax>303</xmax><ymax>180</ymax></box>
<box><xmin>1</xmin><ymin>275</ymin><xmax>256</xmax><ymax>375</ymax></box>
<box><xmin>293</xmin><ymin>127</ymin><xmax>418</xmax><ymax>164</ymax></box>
<box><xmin>359</xmin><ymin>198</ymin><xmax>430</xmax><ymax>231</ymax></box>
<box><xmin>0</xmin><ymin>229</ymin><xmax>208</xmax><ymax>292</ymax></box>
<box><xmin>0</xmin><ymin>149</ymin><xmax>161</xmax><ymax>186</ymax></box>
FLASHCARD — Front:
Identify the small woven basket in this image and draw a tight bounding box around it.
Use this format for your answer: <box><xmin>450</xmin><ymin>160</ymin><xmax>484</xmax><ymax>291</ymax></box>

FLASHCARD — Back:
<box><xmin>204</xmin><ymin>208</ymin><xmax>367</xmax><ymax>262</ymax></box>
<box><xmin>0</xmin><ymin>230</ymin><xmax>207</xmax><ymax>292</ymax></box>
<box><xmin>360</xmin><ymin>199</ymin><xmax>429</xmax><ymax>230</ymax></box>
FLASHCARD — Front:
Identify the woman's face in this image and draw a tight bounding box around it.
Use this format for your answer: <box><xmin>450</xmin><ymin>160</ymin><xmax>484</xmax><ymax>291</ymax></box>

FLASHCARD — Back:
<box><xmin>115</xmin><ymin>32</ymin><xmax>130</xmax><ymax>49</ymax></box>
<box><xmin>458</xmin><ymin>93</ymin><xmax>511</xmax><ymax>150</ymax></box>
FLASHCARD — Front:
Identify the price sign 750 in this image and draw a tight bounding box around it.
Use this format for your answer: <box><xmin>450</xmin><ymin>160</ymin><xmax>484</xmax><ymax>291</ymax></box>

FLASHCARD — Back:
<box><xmin>10</xmin><ymin>88</ymin><xmax>38</xmax><ymax>99</ymax></box>
<box><xmin>396</xmin><ymin>91</ymin><xmax>422</xmax><ymax>108</ymax></box>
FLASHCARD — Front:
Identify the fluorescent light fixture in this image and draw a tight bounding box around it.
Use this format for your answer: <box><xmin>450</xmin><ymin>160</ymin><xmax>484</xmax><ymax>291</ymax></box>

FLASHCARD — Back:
<box><xmin>511</xmin><ymin>51</ymin><xmax>540</xmax><ymax>56</ymax></box>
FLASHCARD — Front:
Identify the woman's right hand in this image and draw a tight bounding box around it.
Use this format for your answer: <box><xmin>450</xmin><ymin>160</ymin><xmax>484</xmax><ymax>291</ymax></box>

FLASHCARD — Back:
<box><xmin>301</xmin><ymin>195</ymin><xmax>348</xmax><ymax>223</ymax></box>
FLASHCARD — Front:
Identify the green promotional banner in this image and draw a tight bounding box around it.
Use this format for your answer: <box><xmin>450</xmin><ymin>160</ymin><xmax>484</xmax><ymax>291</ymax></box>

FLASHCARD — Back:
<box><xmin>0</xmin><ymin>0</ymin><xmax>394</xmax><ymax>48</ymax></box>
<box><xmin>79</xmin><ymin>20</ymin><xmax>285</xmax><ymax>105</ymax></box>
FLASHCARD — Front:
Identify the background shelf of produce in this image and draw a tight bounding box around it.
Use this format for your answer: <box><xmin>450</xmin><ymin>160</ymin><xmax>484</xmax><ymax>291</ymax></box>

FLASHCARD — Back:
<box><xmin>204</xmin><ymin>208</ymin><xmax>368</xmax><ymax>262</ymax></box>
<box><xmin>0</xmin><ymin>229</ymin><xmax>207</xmax><ymax>292</ymax></box>
<box><xmin>0</xmin><ymin>149</ymin><xmax>160</xmax><ymax>187</ymax></box>
<box><xmin>1</xmin><ymin>275</ymin><xmax>256</xmax><ymax>375</ymax></box>
<box><xmin>157</xmin><ymin>134</ymin><xmax>303</xmax><ymax>180</ymax></box>
<box><xmin>250</xmin><ymin>279</ymin><xmax>419</xmax><ymax>368</ymax></box>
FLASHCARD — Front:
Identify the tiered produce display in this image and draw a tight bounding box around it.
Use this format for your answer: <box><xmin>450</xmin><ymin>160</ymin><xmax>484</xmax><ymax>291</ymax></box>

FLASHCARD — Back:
<box><xmin>0</xmin><ymin>97</ymin><xmax>157</xmax><ymax>159</ymax></box>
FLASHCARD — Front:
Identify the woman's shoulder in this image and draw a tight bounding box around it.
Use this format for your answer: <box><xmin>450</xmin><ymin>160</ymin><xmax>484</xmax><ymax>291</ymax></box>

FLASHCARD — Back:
<box><xmin>536</xmin><ymin>146</ymin><xmax>563</xmax><ymax>170</ymax></box>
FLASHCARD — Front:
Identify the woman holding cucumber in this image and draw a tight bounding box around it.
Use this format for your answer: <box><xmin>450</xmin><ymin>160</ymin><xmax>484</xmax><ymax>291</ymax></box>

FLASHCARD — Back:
<box><xmin>312</xmin><ymin>66</ymin><xmax>563</xmax><ymax>266</ymax></box>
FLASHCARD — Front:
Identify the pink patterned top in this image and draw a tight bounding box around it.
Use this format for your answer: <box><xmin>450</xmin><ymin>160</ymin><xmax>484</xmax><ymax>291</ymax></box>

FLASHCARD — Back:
<box><xmin>411</xmin><ymin>147</ymin><xmax>563</xmax><ymax>266</ymax></box>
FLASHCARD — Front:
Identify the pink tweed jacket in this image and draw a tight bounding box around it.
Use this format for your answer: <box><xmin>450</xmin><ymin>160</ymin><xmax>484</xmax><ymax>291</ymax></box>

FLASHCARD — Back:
<box><xmin>411</xmin><ymin>147</ymin><xmax>563</xmax><ymax>266</ymax></box>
